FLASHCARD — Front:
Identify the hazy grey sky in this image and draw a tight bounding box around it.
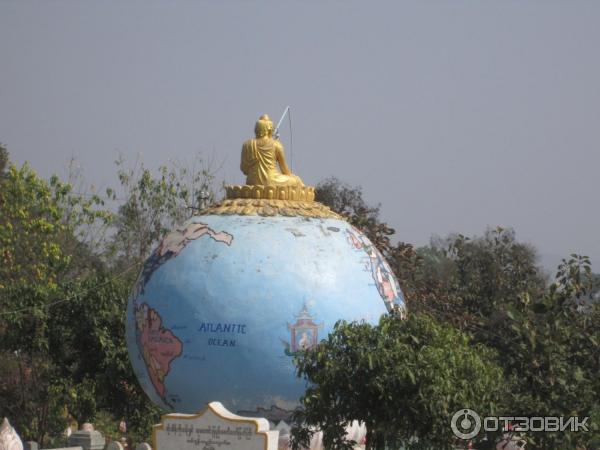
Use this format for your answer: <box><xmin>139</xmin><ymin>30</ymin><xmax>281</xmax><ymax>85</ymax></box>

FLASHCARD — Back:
<box><xmin>1</xmin><ymin>1</ymin><xmax>599</xmax><ymax>270</ymax></box>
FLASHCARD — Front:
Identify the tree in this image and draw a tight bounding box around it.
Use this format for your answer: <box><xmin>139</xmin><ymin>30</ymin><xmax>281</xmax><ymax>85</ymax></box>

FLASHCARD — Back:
<box><xmin>407</xmin><ymin>228</ymin><xmax>546</xmax><ymax>329</ymax></box>
<box><xmin>0</xmin><ymin>154</ymin><xmax>71</xmax><ymax>444</ymax></box>
<box><xmin>489</xmin><ymin>255</ymin><xmax>600</xmax><ymax>449</ymax></box>
<box><xmin>46</xmin><ymin>275</ymin><xmax>162</xmax><ymax>443</ymax></box>
<box><xmin>0</xmin><ymin>154</ymin><xmax>112</xmax><ymax>445</ymax></box>
<box><xmin>0</xmin><ymin>152</ymin><xmax>136</xmax><ymax>444</ymax></box>
<box><xmin>291</xmin><ymin>312</ymin><xmax>505</xmax><ymax>450</ymax></box>
<box><xmin>106</xmin><ymin>155</ymin><xmax>217</xmax><ymax>271</ymax></box>
<box><xmin>0</xmin><ymin>149</ymin><xmax>214</xmax><ymax>445</ymax></box>
<box><xmin>410</xmin><ymin>235</ymin><xmax>600</xmax><ymax>448</ymax></box>
<box><xmin>0</xmin><ymin>350</ymin><xmax>70</xmax><ymax>447</ymax></box>
<box><xmin>0</xmin><ymin>143</ymin><xmax>8</xmax><ymax>174</ymax></box>
<box><xmin>0</xmin><ymin>163</ymin><xmax>73</xmax><ymax>292</ymax></box>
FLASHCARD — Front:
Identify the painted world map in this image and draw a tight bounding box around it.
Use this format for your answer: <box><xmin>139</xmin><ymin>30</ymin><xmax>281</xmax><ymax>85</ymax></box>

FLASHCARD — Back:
<box><xmin>125</xmin><ymin>215</ymin><xmax>405</xmax><ymax>415</ymax></box>
<box><xmin>131</xmin><ymin>221</ymin><xmax>233</xmax><ymax>407</ymax></box>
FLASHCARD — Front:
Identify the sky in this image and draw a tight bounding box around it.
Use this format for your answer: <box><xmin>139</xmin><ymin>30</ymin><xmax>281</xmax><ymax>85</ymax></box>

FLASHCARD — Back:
<box><xmin>1</xmin><ymin>1</ymin><xmax>599</xmax><ymax>271</ymax></box>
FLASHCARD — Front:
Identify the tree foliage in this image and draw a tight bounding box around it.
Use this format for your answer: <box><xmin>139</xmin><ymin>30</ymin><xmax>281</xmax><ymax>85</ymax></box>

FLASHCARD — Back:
<box><xmin>0</xmin><ymin>152</ymin><xmax>106</xmax><ymax>445</ymax></box>
<box><xmin>107</xmin><ymin>155</ymin><xmax>216</xmax><ymax>271</ymax></box>
<box><xmin>291</xmin><ymin>313</ymin><xmax>504</xmax><ymax>450</ymax></box>
<box><xmin>0</xmin><ymin>148</ymin><xmax>213</xmax><ymax>445</ymax></box>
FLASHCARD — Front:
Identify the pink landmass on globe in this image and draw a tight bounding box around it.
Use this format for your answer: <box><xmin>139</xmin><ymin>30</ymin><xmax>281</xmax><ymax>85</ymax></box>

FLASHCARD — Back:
<box><xmin>136</xmin><ymin>303</ymin><xmax>183</xmax><ymax>403</ymax></box>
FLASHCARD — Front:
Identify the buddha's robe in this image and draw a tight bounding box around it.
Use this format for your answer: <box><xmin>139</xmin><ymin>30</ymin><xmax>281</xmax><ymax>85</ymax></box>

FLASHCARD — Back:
<box><xmin>240</xmin><ymin>137</ymin><xmax>304</xmax><ymax>187</ymax></box>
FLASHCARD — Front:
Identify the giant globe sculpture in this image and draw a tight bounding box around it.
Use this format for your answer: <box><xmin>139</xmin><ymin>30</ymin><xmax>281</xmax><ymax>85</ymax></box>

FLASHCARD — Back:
<box><xmin>125</xmin><ymin>114</ymin><xmax>406</xmax><ymax>419</ymax></box>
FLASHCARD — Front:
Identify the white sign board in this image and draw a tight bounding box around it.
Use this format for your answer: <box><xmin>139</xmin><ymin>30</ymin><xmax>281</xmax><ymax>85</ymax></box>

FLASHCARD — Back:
<box><xmin>153</xmin><ymin>402</ymin><xmax>278</xmax><ymax>450</ymax></box>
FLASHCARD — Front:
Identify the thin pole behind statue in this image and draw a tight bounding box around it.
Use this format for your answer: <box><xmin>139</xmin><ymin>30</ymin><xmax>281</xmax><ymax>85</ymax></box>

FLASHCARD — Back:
<box><xmin>274</xmin><ymin>106</ymin><xmax>293</xmax><ymax>171</ymax></box>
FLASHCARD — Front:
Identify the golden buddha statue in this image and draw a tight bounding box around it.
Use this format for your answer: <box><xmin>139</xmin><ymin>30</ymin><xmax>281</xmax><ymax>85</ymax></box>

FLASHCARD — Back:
<box><xmin>241</xmin><ymin>114</ymin><xmax>304</xmax><ymax>187</ymax></box>
<box><xmin>203</xmin><ymin>113</ymin><xmax>339</xmax><ymax>217</ymax></box>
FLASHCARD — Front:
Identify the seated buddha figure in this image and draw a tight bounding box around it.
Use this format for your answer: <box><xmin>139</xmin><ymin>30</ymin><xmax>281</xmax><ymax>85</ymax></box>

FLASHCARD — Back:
<box><xmin>240</xmin><ymin>114</ymin><xmax>304</xmax><ymax>187</ymax></box>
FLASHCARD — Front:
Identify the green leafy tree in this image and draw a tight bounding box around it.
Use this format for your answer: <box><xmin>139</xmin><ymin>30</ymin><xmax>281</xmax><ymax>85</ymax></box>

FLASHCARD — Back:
<box><xmin>0</xmin><ymin>149</ymin><xmax>213</xmax><ymax>445</ymax></box>
<box><xmin>407</xmin><ymin>228</ymin><xmax>546</xmax><ymax>329</ymax></box>
<box><xmin>0</xmin><ymin>152</ymin><xmax>114</xmax><ymax>442</ymax></box>
<box><xmin>0</xmin><ymin>350</ymin><xmax>70</xmax><ymax>447</ymax></box>
<box><xmin>489</xmin><ymin>255</ymin><xmax>600</xmax><ymax>449</ymax></box>
<box><xmin>106</xmin><ymin>155</ymin><xmax>217</xmax><ymax>271</ymax></box>
<box><xmin>0</xmin><ymin>143</ymin><xmax>8</xmax><ymax>174</ymax></box>
<box><xmin>0</xmin><ymin>152</ymin><xmax>112</xmax><ymax>445</ymax></box>
<box><xmin>411</xmin><ymin>236</ymin><xmax>600</xmax><ymax>448</ymax></box>
<box><xmin>291</xmin><ymin>312</ymin><xmax>505</xmax><ymax>450</ymax></box>
<box><xmin>0</xmin><ymin>163</ymin><xmax>73</xmax><ymax>292</ymax></box>
<box><xmin>46</xmin><ymin>275</ymin><xmax>161</xmax><ymax>442</ymax></box>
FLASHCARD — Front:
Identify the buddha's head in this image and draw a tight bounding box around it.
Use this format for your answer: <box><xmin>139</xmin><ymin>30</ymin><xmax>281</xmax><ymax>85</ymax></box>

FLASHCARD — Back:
<box><xmin>254</xmin><ymin>114</ymin><xmax>274</xmax><ymax>138</ymax></box>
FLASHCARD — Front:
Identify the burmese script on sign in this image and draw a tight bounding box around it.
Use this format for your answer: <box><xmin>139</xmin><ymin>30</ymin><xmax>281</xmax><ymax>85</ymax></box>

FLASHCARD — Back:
<box><xmin>167</xmin><ymin>423</ymin><xmax>252</xmax><ymax>447</ymax></box>
<box><xmin>154</xmin><ymin>402</ymin><xmax>277</xmax><ymax>450</ymax></box>
<box><xmin>156</xmin><ymin>421</ymin><xmax>265</xmax><ymax>450</ymax></box>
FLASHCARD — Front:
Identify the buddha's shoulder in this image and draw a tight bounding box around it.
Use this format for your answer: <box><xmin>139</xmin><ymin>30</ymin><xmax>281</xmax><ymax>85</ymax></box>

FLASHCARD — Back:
<box><xmin>242</xmin><ymin>138</ymin><xmax>256</xmax><ymax>148</ymax></box>
<box><xmin>253</xmin><ymin>137</ymin><xmax>280</xmax><ymax>150</ymax></box>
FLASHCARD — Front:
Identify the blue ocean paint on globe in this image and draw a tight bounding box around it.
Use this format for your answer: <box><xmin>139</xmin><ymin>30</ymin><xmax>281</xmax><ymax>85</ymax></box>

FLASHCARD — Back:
<box><xmin>125</xmin><ymin>215</ymin><xmax>405</xmax><ymax>415</ymax></box>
